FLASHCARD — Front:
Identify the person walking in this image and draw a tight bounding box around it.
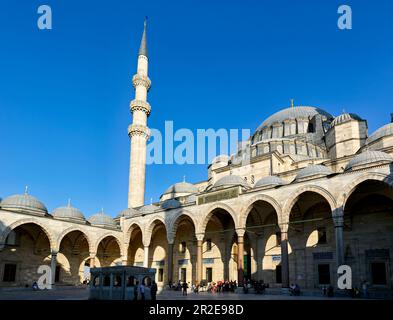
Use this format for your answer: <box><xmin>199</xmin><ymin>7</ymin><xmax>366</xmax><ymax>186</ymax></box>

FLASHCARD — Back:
<box><xmin>140</xmin><ymin>281</ymin><xmax>146</xmax><ymax>300</ymax></box>
<box><xmin>362</xmin><ymin>281</ymin><xmax>369</xmax><ymax>298</ymax></box>
<box><xmin>182</xmin><ymin>281</ymin><xmax>188</xmax><ymax>296</ymax></box>
<box><xmin>151</xmin><ymin>280</ymin><xmax>158</xmax><ymax>301</ymax></box>
<box><xmin>133</xmin><ymin>281</ymin><xmax>139</xmax><ymax>300</ymax></box>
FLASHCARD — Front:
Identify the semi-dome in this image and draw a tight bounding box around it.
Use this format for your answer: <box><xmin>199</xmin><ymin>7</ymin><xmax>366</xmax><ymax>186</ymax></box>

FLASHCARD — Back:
<box><xmin>52</xmin><ymin>202</ymin><xmax>85</xmax><ymax>222</ymax></box>
<box><xmin>255</xmin><ymin>106</ymin><xmax>333</xmax><ymax>134</ymax></box>
<box><xmin>0</xmin><ymin>191</ymin><xmax>48</xmax><ymax>216</ymax></box>
<box><xmin>345</xmin><ymin>150</ymin><xmax>393</xmax><ymax>171</ymax></box>
<box><xmin>88</xmin><ymin>210</ymin><xmax>117</xmax><ymax>228</ymax></box>
<box><xmin>139</xmin><ymin>204</ymin><xmax>158</xmax><ymax>215</ymax></box>
<box><xmin>366</xmin><ymin>123</ymin><xmax>393</xmax><ymax>145</ymax></box>
<box><xmin>295</xmin><ymin>164</ymin><xmax>333</xmax><ymax>182</ymax></box>
<box><xmin>162</xmin><ymin>182</ymin><xmax>198</xmax><ymax>199</ymax></box>
<box><xmin>160</xmin><ymin>199</ymin><xmax>181</xmax><ymax>210</ymax></box>
<box><xmin>117</xmin><ymin>207</ymin><xmax>139</xmax><ymax>218</ymax></box>
<box><xmin>254</xmin><ymin>176</ymin><xmax>286</xmax><ymax>188</ymax></box>
<box><xmin>213</xmin><ymin>174</ymin><xmax>249</xmax><ymax>189</ymax></box>
<box><xmin>331</xmin><ymin>113</ymin><xmax>363</xmax><ymax>127</ymax></box>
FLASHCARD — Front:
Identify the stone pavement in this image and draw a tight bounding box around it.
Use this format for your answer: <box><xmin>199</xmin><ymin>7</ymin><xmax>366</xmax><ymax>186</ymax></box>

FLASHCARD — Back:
<box><xmin>0</xmin><ymin>286</ymin><xmax>361</xmax><ymax>300</ymax></box>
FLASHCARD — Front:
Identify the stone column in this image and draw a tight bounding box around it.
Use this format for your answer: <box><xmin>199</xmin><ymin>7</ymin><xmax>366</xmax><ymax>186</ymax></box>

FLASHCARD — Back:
<box><xmin>90</xmin><ymin>253</ymin><xmax>96</xmax><ymax>268</ymax></box>
<box><xmin>236</xmin><ymin>229</ymin><xmax>245</xmax><ymax>286</ymax></box>
<box><xmin>196</xmin><ymin>234</ymin><xmax>204</xmax><ymax>285</ymax></box>
<box><xmin>50</xmin><ymin>250</ymin><xmax>58</xmax><ymax>286</ymax></box>
<box><xmin>143</xmin><ymin>245</ymin><xmax>149</xmax><ymax>268</ymax></box>
<box><xmin>167</xmin><ymin>242</ymin><xmax>174</xmax><ymax>285</ymax></box>
<box><xmin>122</xmin><ymin>257</ymin><xmax>128</xmax><ymax>266</ymax></box>
<box><xmin>333</xmin><ymin>208</ymin><xmax>345</xmax><ymax>268</ymax></box>
<box><xmin>280</xmin><ymin>231</ymin><xmax>290</xmax><ymax>288</ymax></box>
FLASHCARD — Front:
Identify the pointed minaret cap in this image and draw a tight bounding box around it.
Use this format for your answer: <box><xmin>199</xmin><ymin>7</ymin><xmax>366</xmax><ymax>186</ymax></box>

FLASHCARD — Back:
<box><xmin>138</xmin><ymin>17</ymin><xmax>148</xmax><ymax>57</ymax></box>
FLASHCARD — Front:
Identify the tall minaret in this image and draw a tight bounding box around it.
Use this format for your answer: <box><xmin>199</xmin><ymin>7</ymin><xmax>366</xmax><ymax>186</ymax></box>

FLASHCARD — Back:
<box><xmin>128</xmin><ymin>18</ymin><xmax>151</xmax><ymax>208</ymax></box>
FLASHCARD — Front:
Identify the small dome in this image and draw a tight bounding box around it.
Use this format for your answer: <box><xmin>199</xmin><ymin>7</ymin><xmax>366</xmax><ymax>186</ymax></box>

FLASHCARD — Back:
<box><xmin>213</xmin><ymin>175</ymin><xmax>249</xmax><ymax>189</ymax></box>
<box><xmin>160</xmin><ymin>199</ymin><xmax>181</xmax><ymax>210</ymax></box>
<box><xmin>139</xmin><ymin>204</ymin><xmax>158</xmax><ymax>215</ymax></box>
<box><xmin>254</xmin><ymin>176</ymin><xmax>286</xmax><ymax>188</ymax></box>
<box><xmin>88</xmin><ymin>210</ymin><xmax>117</xmax><ymax>228</ymax></box>
<box><xmin>345</xmin><ymin>150</ymin><xmax>393</xmax><ymax>171</ymax></box>
<box><xmin>295</xmin><ymin>164</ymin><xmax>333</xmax><ymax>181</ymax></box>
<box><xmin>366</xmin><ymin>123</ymin><xmax>393</xmax><ymax>145</ymax></box>
<box><xmin>52</xmin><ymin>202</ymin><xmax>85</xmax><ymax>222</ymax></box>
<box><xmin>331</xmin><ymin>113</ymin><xmax>363</xmax><ymax>127</ymax></box>
<box><xmin>162</xmin><ymin>182</ymin><xmax>198</xmax><ymax>197</ymax></box>
<box><xmin>117</xmin><ymin>207</ymin><xmax>139</xmax><ymax>218</ymax></box>
<box><xmin>0</xmin><ymin>192</ymin><xmax>47</xmax><ymax>216</ymax></box>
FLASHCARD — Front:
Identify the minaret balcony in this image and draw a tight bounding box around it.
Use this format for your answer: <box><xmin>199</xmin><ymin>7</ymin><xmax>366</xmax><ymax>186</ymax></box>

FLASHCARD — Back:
<box><xmin>130</xmin><ymin>99</ymin><xmax>151</xmax><ymax>116</ymax></box>
<box><xmin>132</xmin><ymin>74</ymin><xmax>151</xmax><ymax>90</ymax></box>
<box><xmin>128</xmin><ymin>124</ymin><xmax>150</xmax><ymax>139</ymax></box>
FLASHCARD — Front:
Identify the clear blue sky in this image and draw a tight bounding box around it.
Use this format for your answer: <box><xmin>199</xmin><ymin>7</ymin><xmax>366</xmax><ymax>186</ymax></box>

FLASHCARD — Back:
<box><xmin>0</xmin><ymin>0</ymin><xmax>392</xmax><ymax>218</ymax></box>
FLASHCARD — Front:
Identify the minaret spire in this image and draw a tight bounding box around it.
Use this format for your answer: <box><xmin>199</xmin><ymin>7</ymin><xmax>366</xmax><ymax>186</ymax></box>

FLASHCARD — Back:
<box><xmin>139</xmin><ymin>17</ymin><xmax>148</xmax><ymax>57</ymax></box>
<box><xmin>128</xmin><ymin>19</ymin><xmax>152</xmax><ymax>208</ymax></box>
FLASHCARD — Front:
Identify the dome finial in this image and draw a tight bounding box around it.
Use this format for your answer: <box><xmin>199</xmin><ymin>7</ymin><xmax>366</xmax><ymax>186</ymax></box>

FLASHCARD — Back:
<box><xmin>183</xmin><ymin>175</ymin><xmax>186</xmax><ymax>183</ymax></box>
<box><xmin>150</xmin><ymin>197</ymin><xmax>153</xmax><ymax>205</ymax></box>
<box><xmin>290</xmin><ymin>99</ymin><xmax>294</xmax><ymax>108</ymax></box>
<box><xmin>24</xmin><ymin>186</ymin><xmax>29</xmax><ymax>195</ymax></box>
<box><xmin>67</xmin><ymin>198</ymin><xmax>71</xmax><ymax>207</ymax></box>
<box><xmin>342</xmin><ymin>108</ymin><xmax>346</xmax><ymax>114</ymax></box>
<box><xmin>101</xmin><ymin>207</ymin><xmax>104</xmax><ymax>214</ymax></box>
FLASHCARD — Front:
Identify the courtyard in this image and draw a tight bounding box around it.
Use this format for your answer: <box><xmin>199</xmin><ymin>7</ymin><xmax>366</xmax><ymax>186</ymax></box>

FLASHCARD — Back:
<box><xmin>0</xmin><ymin>286</ymin><xmax>363</xmax><ymax>300</ymax></box>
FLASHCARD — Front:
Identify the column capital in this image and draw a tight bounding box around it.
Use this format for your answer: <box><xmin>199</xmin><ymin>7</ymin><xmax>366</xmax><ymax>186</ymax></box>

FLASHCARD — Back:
<box><xmin>279</xmin><ymin>223</ymin><xmax>289</xmax><ymax>234</ymax></box>
<box><xmin>89</xmin><ymin>252</ymin><xmax>97</xmax><ymax>258</ymax></box>
<box><xmin>50</xmin><ymin>250</ymin><xmax>58</xmax><ymax>256</ymax></box>
<box><xmin>236</xmin><ymin>228</ymin><xmax>246</xmax><ymax>238</ymax></box>
<box><xmin>195</xmin><ymin>233</ymin><xmax>204</xmax><ymax>242</ymax></box>
<box><xmin>167</xmin><ymin>232</ymin><xmax>175</xmax><ymax>245</ymax></box>
<box><xmin>332</xmin><ymin>207</ymin><xmax>344</xmax><ymax>227</ymax></box>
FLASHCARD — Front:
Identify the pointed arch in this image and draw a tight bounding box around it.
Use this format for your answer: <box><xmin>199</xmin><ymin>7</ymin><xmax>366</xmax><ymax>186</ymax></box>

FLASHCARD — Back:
<box><xmin>200</xmin><ymin>202</ymin><xmax>238</xmax><ymax>234</ymax></box>
<box><xmin>239</xmin><ymin>194</ymin><xmax>282</xmax><ymax>229</ymax></box>
<box><xmin>56</xmin><ymin>227</ymin><xmax>94</xmax><ymax>253</ymax></box>
<box><xmin>94</xmin><ymin>233</ymin><xmax>124</xmax><ymax>257</ymax></box>
<box><xmin>282</xmin><ymin>185</ymin><xmax>336</xmax><ymax>221</ymax></box>
<box><xmin>338</xmin><ymin>172</ymin><xmax>393</xmax><ymax>210</ymax></box>
<box><xmin>0</xmin><ymin>218</ymin><xmax>56</xmax><ymax>251</ymax></box>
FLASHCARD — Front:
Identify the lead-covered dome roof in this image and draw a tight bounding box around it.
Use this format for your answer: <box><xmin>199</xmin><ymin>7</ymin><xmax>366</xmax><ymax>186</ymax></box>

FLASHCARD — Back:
<box><xmin>163</xmin><ymin>182</ymin><xmax>198</xmax><ymax>195</ymax></box>
<box><xmin>345</xmin><ymin>150</ymin><xmax>393</xmax><ymax>171</ymax></box>
<box><xmin>117</xmin><ymin>207</ymin><xmax>139</xmax><ymax>218</ymax></box>
<box><xmin>366</xmin><ymin>123</ymin><xmax>393</xmax><ymax>145</ymax></box>
<box><xmin>254</xmin><ymin>176</ymin><xmax>286</xmax><ymax>188</ymax></box>
<box><xmin>52</xmin><ymin>202</ymin><xmax>85</xmax><ymax>222</ymax></box>
<box><xmin>331</xmin><ymin>113</ymin><xmax>363</xmax><ymax>127</ymax></box>
<box><xmin>0</xmin><ymin>192</ymin><xmax>48</xmax><ymax>216</ymax></box>
<box><xmin>139</xmin><ymin>204</ymin><xmax>158</xmax><ymax>215</ymax></box>
<box><xmin>213</xmin><ymin>175</ymin><xmax>249</xmax><ymax>189</ymax></box>
<box><xmin>255</xmin><ymin>106</ymin><xmax>333</xmax><ymax>134</ymax></box>
<box><xmin>295</xmin><ymin>164</ymin><xmax>333</xmax><ymax>182</ymax></box>
<box><xmin>88</xmin><ymin>210</ymin><xmax>117</xmax><ymax>228</ymax></box>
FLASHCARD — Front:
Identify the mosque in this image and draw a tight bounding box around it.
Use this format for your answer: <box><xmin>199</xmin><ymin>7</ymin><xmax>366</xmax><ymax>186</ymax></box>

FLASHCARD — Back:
<box><xmin>1</xmin><ymin>20</ymin><xmax>393</xmax><ymax>296</ymax></box>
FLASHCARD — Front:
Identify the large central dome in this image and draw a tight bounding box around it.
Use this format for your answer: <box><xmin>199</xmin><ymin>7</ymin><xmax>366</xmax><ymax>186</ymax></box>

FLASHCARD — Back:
<box><xmin>255</xmin><ymin>106</ymin><xmax>333</xmax><ymax>134</ymax></box>
<box><xmin>247</xmin><ymin>106</ymin><xmax>334</xmax><ymax>160</ymax></box>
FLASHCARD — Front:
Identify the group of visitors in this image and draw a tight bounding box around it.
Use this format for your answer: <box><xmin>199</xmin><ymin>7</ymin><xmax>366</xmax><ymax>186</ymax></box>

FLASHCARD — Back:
<box><xmin>206</xmin><ymin>280</ymin><xmax>238</xmax><ymax>293</ymax></box>
<box><xmin>241</xmin><ymin>279</ymin><xmax>268</xmax><ymax>294</ymax></box>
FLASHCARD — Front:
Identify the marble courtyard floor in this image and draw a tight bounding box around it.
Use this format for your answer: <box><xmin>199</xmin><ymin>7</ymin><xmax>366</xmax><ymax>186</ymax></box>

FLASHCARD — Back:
<box><xmin>0</xmin><ymin>286</ymin><xmax>358</xmax><ymax>300</ymax></box>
